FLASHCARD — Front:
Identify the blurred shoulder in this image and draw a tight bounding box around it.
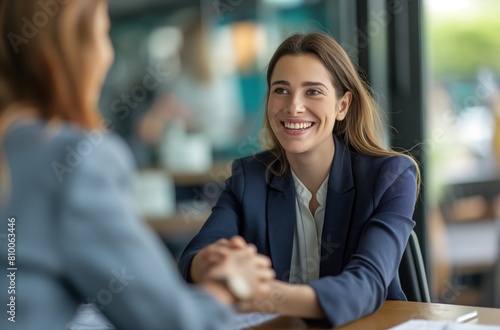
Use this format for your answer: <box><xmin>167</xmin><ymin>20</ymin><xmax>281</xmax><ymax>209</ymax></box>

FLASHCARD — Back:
<box><xmin>54</xmin><ymin>124</ymin><xmax>136</xmax><ymax>182</ymax></box>
<box><xmin>5</xmin><ymin>121</ymin><xmax>136</xmax><ymax>182</ymax></box>
<box><xmin>5</xmin><ymin>121</ymin><xmax>129</xmax><ymax>153</ymax></box>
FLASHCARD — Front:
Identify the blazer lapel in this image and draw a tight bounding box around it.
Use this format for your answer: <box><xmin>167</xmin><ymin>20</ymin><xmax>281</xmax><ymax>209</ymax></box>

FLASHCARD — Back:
<box><xmin>320</xmin><ymin>136</ymin><xmax>356</xmax><ymax>276</ymax></box>
<box><xmin>267</xmin><ymin>170</ymin><xmax>296</xmax><ymax>281</ymax></box>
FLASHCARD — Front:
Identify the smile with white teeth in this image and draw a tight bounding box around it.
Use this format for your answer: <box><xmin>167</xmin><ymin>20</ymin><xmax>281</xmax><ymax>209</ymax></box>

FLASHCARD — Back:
<box><xmin>284</xmin><ymin>122</ymin><xmax>313</xmax><ymax>130</ymax></box>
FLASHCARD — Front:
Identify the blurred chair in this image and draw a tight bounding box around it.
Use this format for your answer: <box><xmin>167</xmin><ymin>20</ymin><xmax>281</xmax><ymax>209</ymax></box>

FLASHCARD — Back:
<box><xmin>438</xmin><ymin>177</ymin><xmax>500</xmax><ymax>307</ymax></box>
<box><xmin>399</xmin><ymin>230</ymin><xmax>431</xmax><ymax>303</ymax></box>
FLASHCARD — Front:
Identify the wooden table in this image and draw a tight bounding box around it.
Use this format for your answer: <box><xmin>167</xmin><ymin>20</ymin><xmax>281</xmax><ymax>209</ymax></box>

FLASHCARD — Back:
<box><xmin>252</xmin><ymin>301</ymin><xmax>500</xmax><ymax>329</ymax></box>
<box><xmin>146</xmin><ymin>211</ymin><xmax>209</xmax><ymax>236</ymax></box>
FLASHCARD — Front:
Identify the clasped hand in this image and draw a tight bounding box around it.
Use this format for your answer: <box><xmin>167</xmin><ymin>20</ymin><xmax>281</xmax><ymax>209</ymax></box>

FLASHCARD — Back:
<box><xmin>191</xmin><ymin>236</ymin><xmax>276</xmax><ymax>304</ymax></box>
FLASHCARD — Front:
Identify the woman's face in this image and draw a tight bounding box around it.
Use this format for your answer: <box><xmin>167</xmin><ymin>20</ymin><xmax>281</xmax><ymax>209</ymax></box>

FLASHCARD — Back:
<box><xmin>87</xmin><ymin>2</ymin><xmax>114</xmax><ymax>105</ymax></box>
<box><xmin>267</xmin><ymin>54</ymin><xmax>351</xmax><ymax>157</ymax></box>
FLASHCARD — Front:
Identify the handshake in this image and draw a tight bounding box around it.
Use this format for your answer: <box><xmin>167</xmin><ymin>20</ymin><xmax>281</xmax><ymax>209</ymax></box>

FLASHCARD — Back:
<box><xmin>190</xmin><ymin>236</ymin><xmax>277</xmax><ymax>311</ymax></box>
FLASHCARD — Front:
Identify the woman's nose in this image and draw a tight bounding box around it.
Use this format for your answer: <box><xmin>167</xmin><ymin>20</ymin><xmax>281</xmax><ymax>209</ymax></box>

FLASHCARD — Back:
<box><xmin>286</xmin><ymin>94</ymin><xmax>305</xmax><ymax>115</ymax></box>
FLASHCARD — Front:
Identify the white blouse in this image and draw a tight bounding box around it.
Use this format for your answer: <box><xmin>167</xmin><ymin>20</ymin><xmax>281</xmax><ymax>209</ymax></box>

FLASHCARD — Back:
<box><xmin>289</xmin><ymin>170</ymin><xmax>329</xmax><ymax>283</ymax></box>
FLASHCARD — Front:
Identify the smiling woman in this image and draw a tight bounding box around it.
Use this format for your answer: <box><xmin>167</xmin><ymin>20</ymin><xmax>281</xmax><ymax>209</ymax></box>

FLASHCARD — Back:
<box><xmin>266</xmin><ymin>55</ymin><xmax>349</xmax><ymax>172</ymax></box>
<box><xmin>179</xmin><ymin>32</ymin><xmax>421</xmax><ymax>328</ymax></box>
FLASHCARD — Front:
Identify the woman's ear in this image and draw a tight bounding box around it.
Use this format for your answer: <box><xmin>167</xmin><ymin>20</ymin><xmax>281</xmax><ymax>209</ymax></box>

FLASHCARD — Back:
<box><xmin>336</xmin><ymin>91</ymin><xmax>352</xmax><ymax>121</ymax></box>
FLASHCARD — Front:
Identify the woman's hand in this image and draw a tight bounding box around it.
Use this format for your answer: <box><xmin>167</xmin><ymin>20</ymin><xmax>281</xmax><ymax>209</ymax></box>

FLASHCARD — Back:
<box><xmin>235</xmin><ymin>280</ymin><xmax>325</xmax><ymax>319</ymax></box>
<box><xmin>194</xmin><ymin>236</ymin><xmax>276</xmax><ymax>302</ymax></box>
<box><xmin>190</xmin><ymin>238</ymin><xmax>232</xmax><ymax>283</ymax></box>
<box><xmin>190</xmin><ymin>236</ymin><xmax>255</xmax><ymax>283</ymax></box>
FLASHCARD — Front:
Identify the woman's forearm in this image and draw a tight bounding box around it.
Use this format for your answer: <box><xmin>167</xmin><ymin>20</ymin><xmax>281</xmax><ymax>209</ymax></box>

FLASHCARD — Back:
<box><xmin>189</xmin><ymin>253</ymin><xmax>205</xmax><ymax>283</ymax></box>
<box><xmin>248</xmin><ymin>280</ymin><xmax>325</xmax><ymax>319</ymax></box>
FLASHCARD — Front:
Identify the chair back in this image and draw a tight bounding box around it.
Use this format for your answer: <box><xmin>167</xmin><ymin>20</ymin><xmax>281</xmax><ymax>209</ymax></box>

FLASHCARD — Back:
<box><xmin>398</xmin><ymin>230</ymin><xmax>431</xmax><ymax>302</ymax></box>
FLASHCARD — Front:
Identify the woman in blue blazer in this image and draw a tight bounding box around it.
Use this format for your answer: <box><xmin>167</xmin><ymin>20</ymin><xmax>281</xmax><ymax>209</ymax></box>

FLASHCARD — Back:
<box><xmin>178</xmin><ymin>32</ymin><xmax>420</xmax><ymax>327</ymax></box>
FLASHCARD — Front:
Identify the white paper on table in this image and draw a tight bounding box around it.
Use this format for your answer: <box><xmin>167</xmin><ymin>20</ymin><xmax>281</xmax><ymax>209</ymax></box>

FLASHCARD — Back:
<box><xmin>389</xmin><ymin>320</ymin><xmax>500</xmax><ymax>330</ymax></box>
<box><xmin>234</xmin><ymin>313</ymin><xmax>279</xmax><ymax>330</ymax></box>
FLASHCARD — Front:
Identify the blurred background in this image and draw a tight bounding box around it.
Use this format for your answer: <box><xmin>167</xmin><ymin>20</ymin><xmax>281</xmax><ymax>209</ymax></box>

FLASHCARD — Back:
<box><xmin>100</xmin><ymin>0</ymin><xmax>500</xmax><ymax>308</ymax></box>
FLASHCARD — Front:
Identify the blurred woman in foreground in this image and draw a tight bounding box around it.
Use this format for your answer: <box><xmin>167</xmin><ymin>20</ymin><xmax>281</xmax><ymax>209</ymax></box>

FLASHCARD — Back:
<box><xmin>0</xmin><ymin>1</ymin><xmax>274</xmax><ymax>329</ymax></box>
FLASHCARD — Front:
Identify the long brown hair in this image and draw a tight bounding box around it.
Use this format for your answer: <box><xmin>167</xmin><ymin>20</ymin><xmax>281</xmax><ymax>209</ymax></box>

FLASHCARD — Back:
<box><xmin>0</xmin><ymin>0</ymin><xmax>107</xmax><ymax>202</ymax></box>
<box><xmin>260</xmin><ymin>32</ymin><xmax>421</xmax><ymax>189</ymax></box>
<box><xmin>0</xmin><ymin>0</ymin><xmax>106</xmax><ymax>127</ymax></box>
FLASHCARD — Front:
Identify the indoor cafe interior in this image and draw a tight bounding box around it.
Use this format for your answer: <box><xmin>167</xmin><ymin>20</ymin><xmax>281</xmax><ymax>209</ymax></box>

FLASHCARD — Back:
<box><xmin>4</xmin><ymin>0</ymin><xmax>500</xmax><ymax>329</ymax></box>
<box><xmin>104</xmin><ymin>0</ymin><xmax>500</xmax><ymax>309</ymax></box>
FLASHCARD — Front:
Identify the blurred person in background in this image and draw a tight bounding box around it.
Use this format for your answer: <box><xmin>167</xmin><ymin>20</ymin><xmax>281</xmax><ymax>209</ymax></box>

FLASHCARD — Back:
<box><xmin>137</xmin><ymin>10</ymin><xmax>244</xmax><ymax>158</ymax></box>
<box><xmin>179</xmin><ymin>32</ymin><xmax>420</xmax><ymax>328</ymax></box>
<box><xmin>0</xmin><ymin>1</ymin><xmax>274</xmax><ymax>329</ymax></box>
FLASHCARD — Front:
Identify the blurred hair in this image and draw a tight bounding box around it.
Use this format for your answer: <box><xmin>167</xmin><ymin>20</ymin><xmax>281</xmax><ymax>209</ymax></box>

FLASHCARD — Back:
<box><xmin>0</xmin><ymin>0</ymin><xmax>106</xmax><ymax>127</ymax></box>
<box><xmin>259</xmin><ymin>32</ymin><xmax>420</xmax><ymax>190</ymax></box>
<box><xmin>0</xmin><ymin>0</ymin><xmax>107</xmax><ymax>203</ymax></box>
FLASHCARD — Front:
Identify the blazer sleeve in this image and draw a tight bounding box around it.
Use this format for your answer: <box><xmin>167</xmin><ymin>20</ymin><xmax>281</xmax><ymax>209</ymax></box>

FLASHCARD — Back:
<box><xmin>178</xmin><ymin>160</ymin><xmax>243</xmax><ymax>281</ymax></box>
<box><xmin>57</xmin><ymin>134</ymin><xmax>234</xmax><ymax>330</ymax></box>
<box><xmin>309</xmin><ymin>156</ymin><xmax>417</xmax><ymax>328</ymax></box>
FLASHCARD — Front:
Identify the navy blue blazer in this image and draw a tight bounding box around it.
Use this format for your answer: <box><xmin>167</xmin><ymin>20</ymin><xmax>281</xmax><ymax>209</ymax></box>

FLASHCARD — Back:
<box><xmin>178</xmin><ymin>136</ymin><xmax>417</xmax><ymax>327</ymax></box>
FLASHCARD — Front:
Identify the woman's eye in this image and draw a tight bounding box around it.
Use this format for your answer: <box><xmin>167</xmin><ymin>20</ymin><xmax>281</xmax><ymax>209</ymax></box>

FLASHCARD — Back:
<box><xmin>307</xmin><ymin>89</ymin><xmax>321</xmax><ymax>95</ymax></box>
<box><xmin>274</xmin><ymin>88</ymin><xmax>288</xmax><ymax>94</ymax></box>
